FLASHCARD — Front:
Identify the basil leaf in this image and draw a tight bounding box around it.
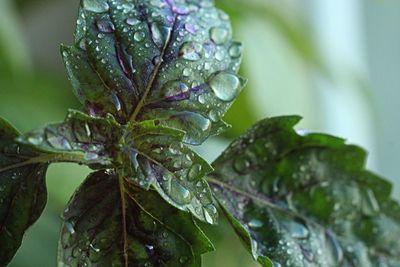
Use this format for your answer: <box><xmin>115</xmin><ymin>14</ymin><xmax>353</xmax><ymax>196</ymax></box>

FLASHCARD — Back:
<box><xmin>18</xmin><ymin>109</ymin><xmax>122</xmax><ymax>168</ymax></box>
<box><xmin>0</xmin><ymin>117</ymin><xmax>48</xmax><ymax>265</ymax></box>
<box><xmin>119</xmin><ymin>120</ymin><xmax>217</xmax><ymax>224</ymax></box>
<box><xmin>58</xmin><ymin>170</ymin><xmax>214</xmax><ymax>267</ymax></box>
<box><xmin>209</xmin><ymin>116</ymin><xmax>400</xmax><ymax>267</ymax></box>
<box><xmin>62</xmin><ymin>0</ymin><xmax>246</xmax><ymax>144</ymax></box>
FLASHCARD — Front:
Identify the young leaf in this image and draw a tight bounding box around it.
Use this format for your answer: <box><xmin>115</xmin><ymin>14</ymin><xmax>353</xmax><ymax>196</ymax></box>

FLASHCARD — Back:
<box><xmin>62</xmin><ymin>0</ymin><xmax>246</xmax><ymax>144</ymax></box>
<box><xmin>119</xmin><ymin>120</ymin><xmax>217</xmax><ymax>224</ymax></box>
<box><xmin>0</xmin><ymin>117</ymin><xmax>48</xmax><ymax>265</ymax></box>
<box><xmin>208</xmin><ymin>116</ymin><xmax>400</xmax><ymax>267</ymax></box>
<box><xmin>58</xmin><ymin>170</ymin><xmax>214</xmax><ymax>267</ymax></box>
<box><xmin>18</xmin><ymin>109</ymin><xmax>122</xmax><ymax>168</ymax></box>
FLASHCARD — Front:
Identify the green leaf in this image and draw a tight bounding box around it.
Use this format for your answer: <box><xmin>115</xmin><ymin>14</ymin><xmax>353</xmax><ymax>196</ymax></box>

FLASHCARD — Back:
<box><xmin>19</xmin><ymin>110</ymin><xmax>218</xmax><ymax>224</ymax></box>
<box><xmin>62</xmin><ymin>0</ymin><xmax>246</xmax><ymax>144</ymax></box>
<box><xmin>208</xmin><ymin>116</ymin><xmax>400</xmax><ymax>267</ymax></box>
<box><xmin>58</xmin><ymin>170</ymin><xmax>214</xmax><ymax>267</ymax></box>
<box><xmin>119</xmin><ymin>119</ymin><xmax>217</xmax><ymax>224</ymax></box>
<box><xmin>0</xmin><ymin>117</ymin><xmax>48</xmax><ymax>265</ymax></box>
<box><xmin>18</xmin><ymin>109</ymin><xmax>122</xmax><ymax>168</ymax></box>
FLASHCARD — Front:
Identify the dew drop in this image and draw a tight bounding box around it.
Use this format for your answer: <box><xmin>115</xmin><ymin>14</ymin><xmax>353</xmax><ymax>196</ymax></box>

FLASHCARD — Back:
<box><xmin>126</xmin><ymin>17</ymin><xmax>140</xmax><ymax>26</ymax></box>
<box><xmin>248</xmin><ymin>219</ymin><xmax>264</xmax><ymax>229</ymax></box>
<box><xmin>229</xmin><ymin>42</ymin><xmax>242</xmax><ymax>58</ymax></box>
<box><xmin>134</xmin><ymin>31</ymin><xmax>146</xmax><ymax>42</ymax></box>
<box><xmin>209</xmin><ymin>72</ymin><xmax>241</xmax><ymax>102</ymax></box>
<box><xmin>233</xmin><ymin>156</ymin><xmax>251</xmax><ymax>174</ymax></box>
<box><xmin>82</xmin><ymin>0</ymin><xmax>110</xmax><ymax>13</ymax></box>
<box><xmin>96</xmin><ymin>19</ymin><xmax>115</xmax><ymax>33</ymax></box>
<box><xmin>188</xmin><ymin>164</ymin><xmax>202</xmax><ymax>181</ymax></box>
<box><xmin>210</xmin><ymin>27</ymin><xmax>229</xmax><ymax>45</ymax></box>
<box><xmin>203</xmin><ymin>208</ymin><xmax>214</xmax><ymax>224</ymax></box>
<box><xmin>179</xmin><ymin>42</ymin><xmax>203</xmax><ymax>61</ymax></box>
<box><xmin>162</xmin><ymin>81</ymin><xmax>189</xmax><ymax>98</ymax></box>
<box><xmin>170</xmin><ymin>180</ymin><xmax>192</xmax><ymax>204</ymax></box>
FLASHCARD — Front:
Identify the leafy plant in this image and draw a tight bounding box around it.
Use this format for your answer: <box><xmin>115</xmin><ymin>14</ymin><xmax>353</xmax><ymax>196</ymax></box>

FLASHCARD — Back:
<box><xmin>0</xmin><ymin>0</ymin><xmax>399</xmax><ymax>266</ymax></box>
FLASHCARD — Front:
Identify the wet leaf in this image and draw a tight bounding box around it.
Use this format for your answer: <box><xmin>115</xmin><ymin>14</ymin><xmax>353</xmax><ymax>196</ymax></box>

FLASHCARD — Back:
<box><xmin>0</xmin><ymin>117</ymin><xmax>48</xmax><ymax>265</ymax></box>
<box><xmin>118</xmin><ymin>119</ymin><xmax>217</xmax><ymax>224</ymax></box>
<box><xmin>58</xmin><ymin>170</ymin><xmax>214</xmax><ymax>267</ymax></box>
<box><xmin>208</xmin><ymin>116</ymin><xmax>400</xmax><ymax>267</ymax></box>
<box><xmin>62</xmin><ymin>0</ymin><xmax>246</xmax><ymax>144</ymax></box>
<box><xmin>18</xmin><ymin>109</ymin><xmax>122</xmax><ymax>168</ymax></box>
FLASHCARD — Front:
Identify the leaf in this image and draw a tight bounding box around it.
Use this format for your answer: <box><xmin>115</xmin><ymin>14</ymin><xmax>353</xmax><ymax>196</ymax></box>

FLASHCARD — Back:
<box><xmin>208</xmin><ymin>116</ymin><xmax>400</xmax><ymax>267</ymax></box>
<box><xmin>58</xmin><ymin>170</ymin><xmax>214</xmax><ymax>267</ymax></box>
<box><xmin>0</xmin><ymin>117</ymin><xmax>48</xmax><ymax>265</ymax></box>
<box><xmin>62</xmin><ymin>0</ymin><xmax>246</xmax><ymax>144</ymax></box>
<box><xmin>119</xmin><ymin>119</ymin><xmax>218</xmax><ymax>224</ymax></box>
<box><xmin>18</xmin><ymin>109</ymin><xmax>122</xmax><ymax>168</ymax></box>
<box><xmin>19</xmin><ymin>110</ymin><xmax>218</xmax><ymax>224</ymax></box>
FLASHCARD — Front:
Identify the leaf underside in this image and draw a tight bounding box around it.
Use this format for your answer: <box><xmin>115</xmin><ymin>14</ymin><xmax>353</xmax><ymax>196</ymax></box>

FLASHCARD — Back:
<box><xmin>62</xmin><ymin>0</ymin><xmax>246</xmax><ymax>145</ymax></box>
<box><xmin>0</xmin><ymin>117</ymin><xmax>48</xmax><ymax>265</ymax></box>
<box><xmin>209</xmin><ymin>116</ymin><xmax>400</xmax><ymax>267</ymax></box>
<box><xmin>58</xmin><ymin>170</ymin><xmax>214</xmax><ymax>267</ymax></box>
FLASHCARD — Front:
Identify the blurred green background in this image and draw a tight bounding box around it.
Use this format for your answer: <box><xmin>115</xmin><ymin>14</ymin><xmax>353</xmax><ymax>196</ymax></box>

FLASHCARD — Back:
<box><xmin>1</xmin><ymin>0</ymin><xmax>399</xmax><ymax>266</ymax></box>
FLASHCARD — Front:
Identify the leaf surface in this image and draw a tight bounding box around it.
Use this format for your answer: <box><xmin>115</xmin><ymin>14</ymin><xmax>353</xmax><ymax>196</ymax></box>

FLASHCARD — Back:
<box><xmin>58</xmin><ymin>170</ymin><xmax>214</xmax><ymax>267</ymax></box>
<box><xmin>63</xmin><ymin>0</ymin><xmax>246</xmax><ymax>144</ymax></box>
<box><xmin>0</xmin><ymin>117</ymin><xmax>48</xmax><ymax>265</ymax></box>
<box><xmin>209</xmin><ymin>116</ymin><xmax>400</xmax><ymax>267</ymax></box>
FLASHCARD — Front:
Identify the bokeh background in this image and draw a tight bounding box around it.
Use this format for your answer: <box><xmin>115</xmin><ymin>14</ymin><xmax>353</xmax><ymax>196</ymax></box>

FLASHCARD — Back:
<box><xmin>1</xmin><ymin>0</ymin><xmax>399</xmax><ymax>266</ymax></box>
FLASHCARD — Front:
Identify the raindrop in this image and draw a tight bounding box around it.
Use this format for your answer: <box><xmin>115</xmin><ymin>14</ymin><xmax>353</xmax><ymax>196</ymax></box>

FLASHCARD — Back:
<box><xmin>170</xmin><ymin>180</ymin><xmax>192</xmax><ymax>204</ymax></box>
<box><xmin>209</xmin><ymin>72</ymin><xmax>241</xmax><ymax>102</ymax></box>
<box><xmin>210</xmin><ymin>27</ymin><xmax>229</xmax><ymax>45</ymax></box>
<box><xmin>208</xmin><ymin>110</ymin><xmax>220</xmax><ymax>122</ymax></box>
<box><xmin>65</xmin><ymin>222</ymin><xmax>76</xmax><ymax>235</ymax></box>
<box><xmin>285</xmin><ymin>221</ymin><xmax>309</xmax><ymax>239</ymax></box>
<box><xmin>179</xmin><ymin>42</ymin><xmax>203</xmax><ymax>61</ymax></box>
<box><xmin>188</xmin><ymin>164</ymin><xmax>202</xmax><ymax>181</ymax></box>
<box><xmin>150</xmin><ymin>23</ymin><xmax>170</xmax><ymax>48</ymax></box>
<box><xmin>111</xmin><ymin>91</ymin><xmax>122</xmax><ymax>112</ymax></box>
<box><xmin>248</xmin><ymin>219</ymin><xmax>264</xmax><ymax>229</ymax></box>
<box><xmin>134</xmin><ymin>31</ymin><xmax>146</xmax><ymax>42</ymax></box>
<box><xmin>185</xmin><ymin>23</ymin><xmax>198</xmax><ymax>34</ymax></box>
<box><xmin>27</xmin><ymin>134</ymin><xmax>44</xmax><ymax>145</ymax></box>
<box><xmin>85</xmin><ymin>152</ymin><xmax>99</xmax><ymax>161</ymax></box>
<box><xmin>96</xmin><ymin>19</ymin><xmax>115</xmax><ymax>33</ymax></box>
<box><xmin>46</xmin><ymin>130</ymin><xmax>72</xmax><ymax>150</ymax></box>
<box><xmin>233</xmin><ymin>156</ymin><xmax>251</xmax><ymax>174</ymax></box>
<box><xmin>82</xmin><ymin>0</ymin><xmax>110</xmax><ymax>13</ymax></box>
<box><xmin>126</xmin><ymin>18</ymin><xmax>140</xmax><ymax>26</ymax></box>
<box><xmin>203</xmin><ymin>208</ymin><xmax>214</xmax><ymax>224</ymax></box>
<box><xmin>229</xmin><ymin>42</ymin><xmax>242</xmax><ymax>58</ymax></box>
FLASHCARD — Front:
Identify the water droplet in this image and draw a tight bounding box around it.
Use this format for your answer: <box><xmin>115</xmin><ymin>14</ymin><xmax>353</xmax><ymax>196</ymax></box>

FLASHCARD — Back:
<box><xmin>82</xmin><ymin>0</ymin><xmax>109</xmax><ymax>13</ymax></box>
<box><xmin>46</xmin><ymin>130</ymin><xmax>72</xmax><ymax>150</ymax></box>
<box><xmin>203</xmin><ymin>208</ymin><xmax>214</xmax><ymax>224</ymax></box>
<box><xmin>150</xmin><ymin>23</ymin><xmax>170</xmax><ymax>48</ymax></box>
<box><xmin>65</xmin><ymin>222</ymin><xmax>76</xmax><ymax>235</ymax></box>
<box><xmin>85</xmin><ymin>152</ymin><xmax>99</xmax><ymax>161</ymax></box>
<box><xmin>229</xmin><ymin>42</ymin><xmax>242</xmax><ymax>58</ymax></box>
<box><xmin>210</xmin><ymin>27</ymin><xmax>229</xmax><ymax>45</ymax></box>
<box><xmin>170</xmin><ymin>180</ymin><xmax>192</xmax><ymax>204</ymax></box>
<box><xmin>208</xmin><ymin>110</ymin><xmax>220</xmax><ymax>122</ymax></box>
<box><xmin>272</xmin><ymin>262</ymin><xmax>282</xmax><ymax>267</ymax></box>
<box><xmin>126</xmin><ymin>18</ymin><xmax>140</xmax><ymax>26</ymax></box>
<box><xmin>27</xmin><ymin>134</ymin><xmax>44</xmax><ymax>145</ymax></box>
<box><xmin>179</xmin><ymin>256</ymin><xmax>188</xmax><ymax>264</ymax></box>
<box><xmin>285</xmin><ymin>221</ymin><xmax>309</xmax><ymax>239</ymax></box>
<box><xmin>185</xmin><ymin>23</ymin><xmax>198</xmax><ymax>34</ymax></box>
<box><xmin>134</xmin><ymin>31</ymin><xmax>146</xmax><ymax>42</ymax></box>
<box><xmin>96</xmin><ymin>19</ymin><xmax>115</xmax><ymax>33</ymax></box>
<box><xmin>188</xmin><ymin>164</ymin><xmax>202</xmax><ymax>181</ymax></box>
<box><xmin>179</xmin><ymin>42</ymin><xmax>203</xmax><ymax>61</ymax></box>
<box><xmin>248</xmin><ymin>219</ymin><xmax>263</xmax><ymax>229</ymax></box>
<box><xmin>233</xmin><ymin>156</ymin><xmax>251</xmax><ymax>174</ymax></box>
<box><xmin>111</xmin><ymin>91</ymin><xmax>122</xmax><ymax>112</ymax></box>
<box><xmin>182</xmin><ymin>68</ymin><xmax>192</xmax><ymax>77</ymax></box>
<box><xmin>209</xmin><ymin>72</ymin><xmax>242</xmax><ymax>102</ymax></box>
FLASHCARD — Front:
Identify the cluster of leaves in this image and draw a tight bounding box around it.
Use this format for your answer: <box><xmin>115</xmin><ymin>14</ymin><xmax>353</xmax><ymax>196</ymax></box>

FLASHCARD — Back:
<box><xmin>0</xmin><ymin>0</ymin><xmax>399</xmax><ymax>266</ymax></box>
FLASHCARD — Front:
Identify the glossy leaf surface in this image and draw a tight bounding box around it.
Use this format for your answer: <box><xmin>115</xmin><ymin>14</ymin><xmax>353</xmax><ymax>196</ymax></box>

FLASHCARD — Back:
<box><xmin>119</xmin><ymin>120</ymin><xmax>217</xmax><ymax>224</ymax></box>
<box><xmin>209</xmin><ymin>116</ymin><xmax>400</xmax><ymax>267</ymax></box>
<box><xmin>63</xmin><ymin>0</ymin><xmax>245</xmax><ymax>144</ymax></box>
<box><xmin>58</xmin><ymin>170</ymin><xmax>214</xmax><ymax>267</ymax></box>
<box><xmin>18</xmin><ymin>109</ymin><xmax>122</xmax><ymax>168</ymax></box>
<box><xmin>0</xmin><ymin>117</ymin><xmax>48</xmax><ymax>265</ymax></box>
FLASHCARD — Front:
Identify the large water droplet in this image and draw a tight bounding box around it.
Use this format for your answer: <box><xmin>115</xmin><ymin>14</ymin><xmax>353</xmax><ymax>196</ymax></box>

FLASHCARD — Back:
<box><xmin>209</xmin><ymin>72</ymin><xmax>241</xmax><ymax>102</ymax></box>
<box><xmin>188</xmin><ymin>164</ymin><xmax>202</xmax><ymax>181</ymax></box>
<box><xmin>203</xmin><ymin>208</ymin><xmax>214</xmax><ymax>224</ymax></box>
<box><xmin>285</xmin><ymin>221</ymin><xmax>309</xmax><ymax>239</ymax></box>
<box><xmin>210</xmin><ymin>27</ymin><xmax>229</xmax><ymax>45</ymax></box>
<box><xmin>229</xmin><ymin>42</ymin><xmax>242</xmax><ymax>58</ymax></box>
<box><xmin>233</xmin><ymin>156</ymin><xmax>251</xmax><ymax>174</ymax></box>
<box><xmin>82</xmin><ymin>0</ymin><xmax>110</xmax><ymax>13</ymax></box>
<box><xmin>45</xmin><ymin>129</ymin><xmax>72</xmax><ymax>150</ymax></box>
<box><xmin>179</xmin><ymin>42</ymin><xmax>203</xmax><ymax>61</ymax></box>
<box><xmin>248</xmin><ymin>219</ymin><xmax>264</xmax><ymax>229</ymax></box>
<box><xmin>170</xmin><ymin>180</ymin><xmax>192</xmax><ymax>204</ymax></box>
<box><xmin>134</xmin><ymin>31</ymin><xmax>146</xmax><ymax>42</ymax></box>
<box><xmin>126</xmin><ymin>18</ymin><xmax>140</xmax><ymax>26</ymax></box>
<box><xmin>150</xmin><ymin>23</ymin><xmax>170</xmax><ymax>48</ymax></box>
<box><xmin>96</xmin><ymin>19</ymin><xmax>115</xmax><ymax>33</ymax></box>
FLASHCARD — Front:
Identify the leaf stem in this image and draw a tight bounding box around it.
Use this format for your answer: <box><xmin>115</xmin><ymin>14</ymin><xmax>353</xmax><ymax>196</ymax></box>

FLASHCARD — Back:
<box><xmin>129</xmin><ymin>18</ymin><xmax>175</xmax><ymax>122</ymax></box>
<box><xmin>118</xmin><ymin>174</ymin><xmax>129</xmax><ymax>267</ymax></box>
